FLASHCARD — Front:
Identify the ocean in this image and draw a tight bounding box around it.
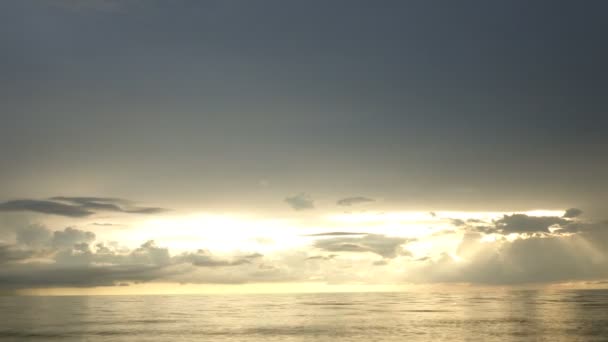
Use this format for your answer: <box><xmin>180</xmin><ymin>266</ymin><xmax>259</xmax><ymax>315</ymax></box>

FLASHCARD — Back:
<box><xmin>1</xmin><ymin>290</ymin><xmax>607</xmax><ymax>341</ymax></box>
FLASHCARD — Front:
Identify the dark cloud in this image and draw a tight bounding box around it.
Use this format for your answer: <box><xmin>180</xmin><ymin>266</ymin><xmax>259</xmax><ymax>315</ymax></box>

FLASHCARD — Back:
<box><xmin>0</xmin><ymin>200</ymin><xmax>93</xmax><ymax>217</ymax></box>
<box><xmin>52</xmin><ymin>196</ymin><xmax>168</xmax><ymax>215</ymax></box>
<box><xmin>336</xmin><ymin>196</ymin><xmax>375</xmax><ymax>206</ymax></box>
<box><xmin>495</xmin><ymin>214</ymin><xmax>569</xmax><ymax>234</ymax></box>
<box><xmin>0</xmin><ymin>197</ymin><xmax>168</xmax><ymax>217</ymax></box>
<box><xmin>313</xmin><ymin>234</ymin><xmax>413</xmax><ymax>259</ymax></box>
<box><xmin>284</xmin><ymin>193</ymin><xmax>314</xmax><ymax>211</ymax></box>
<box><xmin>563</xmin><ymin>208</ymin><xmax>583</xmax><ymax>218</ymax></box>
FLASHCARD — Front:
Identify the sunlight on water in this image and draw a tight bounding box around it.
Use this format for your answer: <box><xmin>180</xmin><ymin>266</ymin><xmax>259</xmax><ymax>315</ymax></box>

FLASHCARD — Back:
<box><xmin>1</xmin><ymin>290</ymin><xmax>607</xmax><ymax>341</ymax></box>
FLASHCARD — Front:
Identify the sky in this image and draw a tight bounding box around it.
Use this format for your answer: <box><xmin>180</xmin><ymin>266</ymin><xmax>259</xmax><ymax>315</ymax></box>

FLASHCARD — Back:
<box><xmin>0</xmin><ymin>0</ymin><xmax>607</xmax><ymax>294</ymax></box>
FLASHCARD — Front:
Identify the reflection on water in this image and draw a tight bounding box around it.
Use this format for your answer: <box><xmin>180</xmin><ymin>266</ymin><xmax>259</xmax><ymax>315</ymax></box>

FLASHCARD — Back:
<box><xmin>1</xmin><ymin>290</ymin><xmax>607</xmax><ymax>341</ymax></box>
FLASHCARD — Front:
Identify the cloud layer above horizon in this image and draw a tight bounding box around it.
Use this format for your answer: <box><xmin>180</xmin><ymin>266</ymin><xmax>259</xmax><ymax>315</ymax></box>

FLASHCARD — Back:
<box><xmin>1</xmin><ymin>197</ymin><xmax>607</xmax><ymax>290</ymax></box>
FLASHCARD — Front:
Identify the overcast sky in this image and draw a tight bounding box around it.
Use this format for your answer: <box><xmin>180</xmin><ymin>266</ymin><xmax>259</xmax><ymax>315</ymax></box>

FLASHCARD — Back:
<box><xmin>0</xmin><ymin>0</ymin><xmax>607</xmax><ymax>294</ymax></box>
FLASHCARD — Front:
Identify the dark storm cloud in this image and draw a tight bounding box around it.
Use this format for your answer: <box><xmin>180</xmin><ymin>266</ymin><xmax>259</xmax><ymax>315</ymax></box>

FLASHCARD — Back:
<box><xmin>0</xmin><ymin>197</ymin><xmax>168</xmax><ymax>217</ymax></box>
<box><xmin>336</xmin><ymin>197</ymin><xmax>375</xmax><ymax>206</ymax></box>
<box><xmin>563</xmin><ymin>208</ymin><xmax>583</xmax><ymax>218</ymax></box>
<box><xmin>284</xmin><ymin>193</ymin><xmax>314</xmax><ymax>211</ymax></box>
<box><xmin>313</xmin><ymin>234</ymin><xmax>413</xmax><ymax>259</ymax></box>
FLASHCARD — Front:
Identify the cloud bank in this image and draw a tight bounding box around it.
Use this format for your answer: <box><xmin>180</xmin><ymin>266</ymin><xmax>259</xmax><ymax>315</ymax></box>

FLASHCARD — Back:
<box><xmin>0</xmin><ymin>207</ymin><xmax>608</xmax><ymax>290</ymax></box>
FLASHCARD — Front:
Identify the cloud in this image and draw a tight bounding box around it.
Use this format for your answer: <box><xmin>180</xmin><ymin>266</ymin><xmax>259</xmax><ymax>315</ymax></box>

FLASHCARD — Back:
<box><xmin>313</xmin><ymin>234</ymin><xmax>413</xmax><ymax>259</ymax></box>
<box><xmin>2</xmin><ymin>208</ymin><xmax>608</xmax><ymax>289</ymax></box>
<box><xmin>410</xmin><ymin>224</ymin><xmax>608</xmax><ymax>285</ymax></box>
<box><xmin>0</xmin><ymin>200</ymin><xmax>93</xmax><ymax>217</ymax></box>
<box><xmin>178</xmin><ymin>250</ymin><xmax>262</xmax><ymax>267</ymax></box>
<box><xmin>336</xmin><ymin>196</ymin><xmax>374</xmax><ymax>206</ymax></box>
<box><xmin>52</xmin><ymin>196</ymin><xmax>168</xmax><ymax>215</ymax></box>
<box><xmin>0</xmin><ymin>245</ymin><xmax>39</xmax><ymax>264</ymax></box>
<box><xmin>284</xmin><ymin>193</ymin><xmax>314</xmax><ymax>211</ymax></box>
<box><xmin>15</xmin><ymin>224</ymin><xmax>52</xmax><ymax>247</ymax></box>
<box><xmin>52</xmin><ymin>227</ymin><xmax>96</xmax><ymax>249</ymax></box>
<box><xmin>563</xmin><ymin>208</ymin><xmax>583</xmax><ymax>218</ymax></box>
<box><xmin>479</xmin><ymin>214</ymin><xmax>569</xmax><ymax>234</ymax></box>
<box><xmin>450</xmin><ymin>219</ymin><xmax>466</xmax><ymax>227</ymax></box>
<box><xmin>0</xmin><ymin>197</ymin><xmax>168</xmax><ymax>217</ymax></box>
<box><xmin>0</xmin><ymin>223</ymin><xmax>280</xmax><ymax>288</ymax></box>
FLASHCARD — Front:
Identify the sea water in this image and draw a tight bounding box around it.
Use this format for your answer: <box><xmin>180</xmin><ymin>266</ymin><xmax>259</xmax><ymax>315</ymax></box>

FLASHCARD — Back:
<box><xmin>1</xmin><ymin>290</ymin><xmax>607</xmax><ymax>341</ymax></box>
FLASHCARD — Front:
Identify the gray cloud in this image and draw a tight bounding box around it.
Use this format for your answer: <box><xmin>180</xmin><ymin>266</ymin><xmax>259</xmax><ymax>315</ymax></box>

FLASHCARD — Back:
<box><xmin>563</xmin><ymin>208</ymin><xmax>583</xmax><ymax>218</ymax></box>
<box><xmin>0</xmin><ymin>197</ymin><xmax>168</xmax><ymax>217</ymax></box>
<box><xmin>0</xmin><ymin>222</ymin><xmax>276</xmax><ymax>288</ymax></box>
<box><xmin>336</xmin><ymin>196</ymin><xmax>375</xmax><ymax>206</ymax></box>
<box><xmin>0</xmin><ymin>244</ymin><xmax>39</xmax><ymax>264</ymax></box>
<box><xmin>52</xmin><ymin>196</ymin><xmax>168</xmax><ymax>215</ymax></box>
<box><xmin>177</xmin><ymin>250</ymin><xmax>262</xmax><ymax>267</ymax></box>
<box><xmin>2</xmin><ymin>208</ymin><xmax>608</xmax><ymax>288</ymax></box>
<box><xmin>0</xmin><ymin>200</ymin><xmax>93</xmax><ymax>217</ymax></box>
<box><xmin>313</xmin><ymin>234</ymin><xmax>413</xmax><ymax>259</ymax></box>
<box><xmin>284</xmin><ymin>193</ymin><xmax>314</xmax><ymax>211</ymax></box>
<box><xmin>15</xmin><ymin>224</ymin><xmax>52</xmax><ymax>247</ymax></box>
<box><xmin>478</xmin><ymin>214</ymin><xmax>570</xmax><ymax>234</ymax></box>
<box><xmin>450</xmin><ymin>219</ymin><xmax>466</xmax><ymax>227</ymax></box>
<box><xmin>52</xmin><ymin>227</ymin><xmax>96</xmax><ymax>249</ymax></box>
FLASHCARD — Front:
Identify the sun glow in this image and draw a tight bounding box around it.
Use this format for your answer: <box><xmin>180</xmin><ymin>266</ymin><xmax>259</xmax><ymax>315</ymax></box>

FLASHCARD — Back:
<box><xmin>100</xmin><ymin>209</ymin><xmax>567</xmax><ymax>259</ymax></box>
